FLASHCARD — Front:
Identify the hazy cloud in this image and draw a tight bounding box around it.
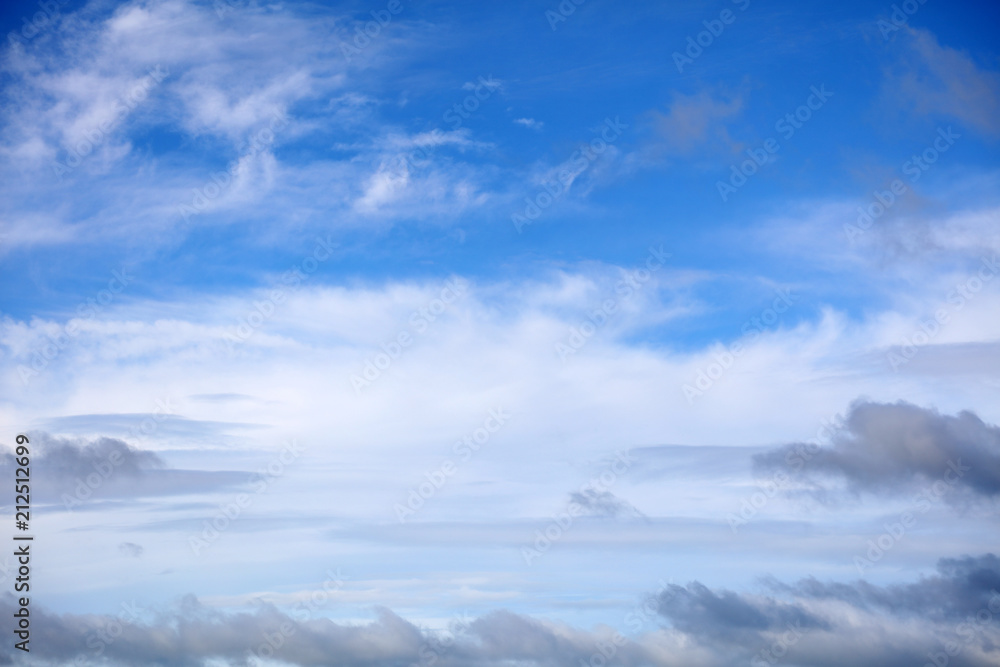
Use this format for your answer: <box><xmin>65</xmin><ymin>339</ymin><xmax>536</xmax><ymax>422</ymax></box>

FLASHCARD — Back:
<box><xmin>888</xmin><ymin>28</ymin><xmax>1000</xmax><ymax>137</ymax></box>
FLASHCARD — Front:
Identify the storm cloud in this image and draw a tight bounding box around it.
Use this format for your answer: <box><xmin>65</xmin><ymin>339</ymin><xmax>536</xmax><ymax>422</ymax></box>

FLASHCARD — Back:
<box><xmin>753</xmin><ymin>401</ymin><xmax>1000</xmax><ymax>501</ymax></box>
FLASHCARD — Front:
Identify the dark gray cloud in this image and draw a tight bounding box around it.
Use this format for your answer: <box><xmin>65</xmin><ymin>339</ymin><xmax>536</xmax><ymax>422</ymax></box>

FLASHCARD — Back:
<box><xmin>753</xmin><ymin>401</ymin><xmax>1000</xmax><ymax>501</ymax></box>
<box><xmin>769</xmin><ymin>554</ymin><xmax>1000</xmax><ymax>623</ymax></box>
<box><xmin>655</xmin><ymin>581</ymin><xmax>829</xmax><ymax>641</ymax></box>
<box><xmin>4</xmin><ymin>555</ymin><xmax>998</xmax><ymax>667</ymax></box>
<box><xmin>652</xmin><ymin>553</ymin><xmax>1000</xmax><ymax>667</ymax></box>
<box><xmin>0</xmin><ymin>432</ymin><xmax>248</xmax><ymax>507</ymax></box>
<box><xmin>568</xmin><ymin>489</ymin><xmax>646</xmax><ymax>519</ymax></box>
<box><xmin>8</xmin><ymin>431</ymin><xmax>164</xmax><ymax>476</ymax></box>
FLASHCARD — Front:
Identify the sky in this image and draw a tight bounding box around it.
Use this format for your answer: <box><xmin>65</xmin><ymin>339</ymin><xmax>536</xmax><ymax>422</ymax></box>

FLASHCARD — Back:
<box><xmin>0</xmin><ymin>0</ymin><xmax>999</xmax><ymax>665</ymax></box>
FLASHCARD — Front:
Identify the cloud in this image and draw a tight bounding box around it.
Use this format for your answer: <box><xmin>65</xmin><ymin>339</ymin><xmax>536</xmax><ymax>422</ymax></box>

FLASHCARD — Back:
<box><xmin>655</xmin><ymin>581</ymin><xmax>829</xmax><ymax>642</ymax></box>
<box><xmin>1</xmin><ymin>431</ymin><xmax>164</xmax><ymax>478</ymax></box>
<box><xmin>887</xmin><ymin>28</ymin><xmax>1000</xmax><ymax>137</ymax></box>
<box><xmin>513</xmin><ymin>117</ymin><xmax>543</xmax><ymax>130</ymax></box>
<box><xmin>0</xmin><ymin>0</ymin><xmax>501</xmax><ymax>248</ymax></box>
<box><xmin>0</xmin><ymin>432</ymin><xmax>246</xmax><ymax>506</ymax></box>
<box><xmin>651</xmin><ymin>553</ymin><xmax>1000</xmax><ymax>667</ymax></box>
<box><xmin>568</xmin><ymin>489</ymin><xmax>646</xmax><ymax>519</ymax></box>
<box><xmin>4</xmin><ymin>555</ymin><xmax>999</xmax><ymax>666</ymax></box>
<box><xmin>118</xmin><ymin>542</ymin><xmax>144</xmax><ymax>558</ymax></box>
<box><xmin>648</xmin><ymin>87</ymin><xmax>744</xmax><ymax>156</ymax></box>
<box><xmin>753</xmin><ymin>401</ymin><xmax>1000</xmax><ymax>502</ymax></box>
<box><xmin>769</xmin><ymin>553</ymin><xmax>1000</xmax><ymax>623</ymax></box>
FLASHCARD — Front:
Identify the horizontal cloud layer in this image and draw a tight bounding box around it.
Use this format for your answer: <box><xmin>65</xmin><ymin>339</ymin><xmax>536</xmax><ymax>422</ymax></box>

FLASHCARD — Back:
<box><xmin>5</xmin><ymin>554</ymin><xmax>998</xmax><ymax>666</ymax></box>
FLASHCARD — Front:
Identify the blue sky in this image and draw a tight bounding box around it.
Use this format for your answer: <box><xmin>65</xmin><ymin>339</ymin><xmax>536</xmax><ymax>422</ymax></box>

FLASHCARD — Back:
<box><xmin>1</xmin><ymin>0</ymin><xmax>1000</xmax><ymax>665</ymax></box>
